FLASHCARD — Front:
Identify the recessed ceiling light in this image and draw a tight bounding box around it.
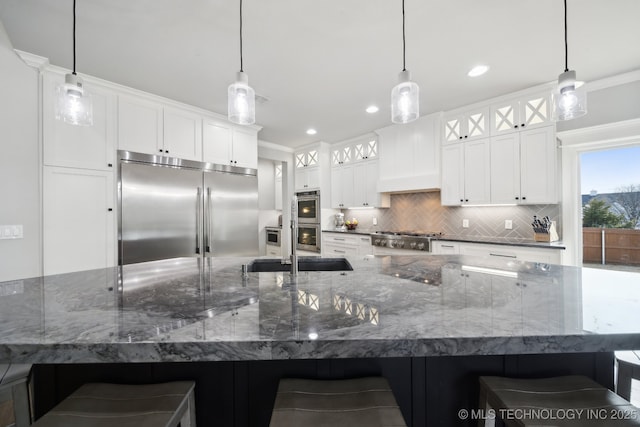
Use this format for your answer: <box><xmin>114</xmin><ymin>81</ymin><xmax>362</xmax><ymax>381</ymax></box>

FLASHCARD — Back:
<box><xmin>468</xmin><ymin>65</ymin><xmax>489</xmax><ymax>77</ymax></box>
<box><xmin>366</xmin><ymin>105</ymin><xmax>379</xmax><ymax>114</ymax></box>
<box><xmin>306</xmin><ymin>128</ymin><xmax>317</xmax><ymax>135</ymax></box>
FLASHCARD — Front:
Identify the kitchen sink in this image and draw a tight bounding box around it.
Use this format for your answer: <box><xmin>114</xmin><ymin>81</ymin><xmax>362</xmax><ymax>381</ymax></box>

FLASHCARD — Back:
<box><xmin>245</xmin><ymin>257</ymin><xmax>353</xmax><ymax>273</ymax></box>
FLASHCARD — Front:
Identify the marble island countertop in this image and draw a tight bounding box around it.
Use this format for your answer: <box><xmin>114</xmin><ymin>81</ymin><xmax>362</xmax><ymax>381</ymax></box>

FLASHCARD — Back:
<box><xmin>1</xmin><ymin>255</ymin><xmax>639</xmax><ymax>364</ymax></box>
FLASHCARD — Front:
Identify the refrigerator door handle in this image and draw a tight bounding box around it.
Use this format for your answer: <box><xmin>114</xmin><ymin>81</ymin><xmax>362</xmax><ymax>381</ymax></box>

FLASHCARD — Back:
<box><xmin>196</xmin><ymin>187</ymin><xmax>202</xmax><ymax>254</ymax></box>
<box><xmin>205</xmin><ymin>187</ymin><xmax>212</xmax><ymax>253</ymax></box>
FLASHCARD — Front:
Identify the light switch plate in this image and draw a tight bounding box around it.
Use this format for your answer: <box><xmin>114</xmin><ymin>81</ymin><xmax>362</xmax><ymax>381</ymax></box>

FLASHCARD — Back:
<box><xmin>505</xmin><ymin>220</ymin><xmax>513</xmax><ymax>230</ymax></box>
<box><xmin>462</xmin><ymin>219</ymin><xmax>469</xmax><ymax>228</ymax></box>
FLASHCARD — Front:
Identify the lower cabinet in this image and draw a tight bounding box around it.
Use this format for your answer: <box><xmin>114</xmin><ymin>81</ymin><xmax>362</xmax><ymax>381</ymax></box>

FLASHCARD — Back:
<box><xmin>265</xmin><ymin>245</ymin><xmax>281</xmax><ymax>257</ymax></box>
<box><xmin>322</xmin><ymin>233</ymin><xmax>372</xmax><ymax>257</ymax></box>
<box><xmin>43</xmin><ymin>166</ymin><xmax>116</xmax><ymax>275</ymax></box>
<box><xmin>432</xmin><ymin>240</ymin><xmax>562</xmax><ymax>264</ymax></box>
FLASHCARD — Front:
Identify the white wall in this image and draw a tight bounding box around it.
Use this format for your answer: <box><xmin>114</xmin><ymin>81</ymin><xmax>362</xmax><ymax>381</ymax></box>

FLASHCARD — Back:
<box><xmin>0</xmin><ymin>19</ymin><xmax>40</xmax><ymax>281</ymax></box>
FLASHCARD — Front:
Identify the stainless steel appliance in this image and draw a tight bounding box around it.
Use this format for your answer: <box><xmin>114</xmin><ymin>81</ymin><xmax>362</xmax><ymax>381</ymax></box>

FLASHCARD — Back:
<box><xmin>371</xmin><ymin>231</ymin><xmax>442</xmax><ymax>255</ymax></box>
<box><xmin>334</xmin><ymin>213</ymin><xmax>346</xmax><ymax>230</ymax></box>
<box><xmin>266</xmin><ymin>227</ymin><xmax>281</xmax><ymax>246</ymax></box>
<box><xmin>297</xmin><ymin>223</ymin><xmax>321</xmax><ymax>253</ymax></box>
<box><xmin>296</xmin><ymin>190</ymin><xmax>320</xmax><ymax>224</ymax></box>
<box><xmin>118</xmin><ymin>151</ymin><xmax>258</xmax><ymax>265</ymax></box>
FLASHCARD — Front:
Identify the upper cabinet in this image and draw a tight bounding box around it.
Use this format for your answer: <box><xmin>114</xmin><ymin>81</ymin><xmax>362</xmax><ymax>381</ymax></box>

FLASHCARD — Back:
<box><xmin>490</xmin><ymin>92</ymin><xmax>552</xmax><ymax>136</ymax></box>
<box><xmin>377</xmin><ymin>113</ymin><xmax>441</xmax><ymax>193</ymax></box>
<box><xmin>441</xmin><ymin>138</ymin><xmax>491</xmax><ymax>206</ymax></box>
<box><xmin>443</xmin><ymin>106</ymin><xmax>490</xmax><ymax>143</ymax></box>
<box><xmin>202</xmin><ymin>119</ymin><xmax>258</xmax><ymax>169</ymax></box>
<box><xmin>42</xmin><ymin>71</ymin><xmax>116</xmax><ymax>171</ymax></box>
<box><xmin>330</xmin><ymin>135</ymin><xmax>389</xmax><ymax>208</ymax></box>
<box><xmin>294</xmin><ymin>143</ymin><xmax>331</xmax><ymax>194</ymax></box>
<box><xmin>117</xmin><ymin>94</ymin><xmax>202</xmax><ymax>162</ymax></box>
<box><xmin>163</xmin><ymin>107</ymin><xmax>203</xmax><ymax>161</ymax></box>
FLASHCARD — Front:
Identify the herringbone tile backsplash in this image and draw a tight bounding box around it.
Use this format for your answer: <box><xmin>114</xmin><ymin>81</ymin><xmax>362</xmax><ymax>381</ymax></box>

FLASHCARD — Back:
<box><xmin>342</xmin><ymin>191</ymin><xmax>561</xmax><ymax>239</ymax></box>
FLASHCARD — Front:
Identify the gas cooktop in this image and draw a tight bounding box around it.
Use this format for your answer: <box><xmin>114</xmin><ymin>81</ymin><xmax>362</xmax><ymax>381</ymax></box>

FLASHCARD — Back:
<box><xmin>370</xmin><ymin>231</ymin><xmax>443</xmax><ymax>251</ymax></box>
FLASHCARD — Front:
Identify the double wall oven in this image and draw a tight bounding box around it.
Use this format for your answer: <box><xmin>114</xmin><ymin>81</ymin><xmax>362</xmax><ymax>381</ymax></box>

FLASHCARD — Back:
<box><xmin>295</xmin><ymin>190</ymin><xmax>321</xmax><ymax>253</ymax></box>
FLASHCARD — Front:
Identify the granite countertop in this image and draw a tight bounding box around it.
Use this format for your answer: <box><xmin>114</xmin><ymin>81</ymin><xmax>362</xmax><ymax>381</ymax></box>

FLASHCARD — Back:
<box><xmin>1</xmin><ymin>255</ymin><xmax>639</xmax><ymax>364</ymax></box>
<box><xmin>435</xmin><ymin>235</ymin><xmax>567</xmax><ymax>250</ymax></box>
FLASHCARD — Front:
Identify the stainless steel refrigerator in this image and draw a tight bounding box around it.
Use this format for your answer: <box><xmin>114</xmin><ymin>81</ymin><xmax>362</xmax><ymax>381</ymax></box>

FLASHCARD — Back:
<box><xmin>118</xmin><ymin>151</ymin><xmax>258</xmax><ymax>265</ymax></box>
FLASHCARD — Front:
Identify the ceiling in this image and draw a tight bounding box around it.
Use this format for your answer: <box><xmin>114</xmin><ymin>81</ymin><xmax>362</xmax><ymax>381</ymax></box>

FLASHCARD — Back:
<box><xmin>1</xmin><ymin>0</ymin><xmax>640</xmax><ymax>149</ymax></box>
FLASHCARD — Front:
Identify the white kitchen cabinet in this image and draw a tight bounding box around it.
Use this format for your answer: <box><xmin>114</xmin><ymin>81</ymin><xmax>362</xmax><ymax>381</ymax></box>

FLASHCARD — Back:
<box><xmin>117</xmin><ymin>95</ymin><xmax>203</xmax><ymax>161</ymax></box>
<box><xmin>443</xmin><ymin>106</ymin><xmax>490</xmax><ymax>143</ymax></box>
<box><xmin>331</xmin><ymin>164</ymin><xmax>354</xmax><ymax>208</ymax></box>
<box><xmin>163</xmin><ymin>107</ymin><xmax>202</xmax><ymax>161</ymax></box>
<box><xmin>42</xmin><ymin>71</ymin><xmax>116</xmax><ymax>171</ymax></box>
<box><xmin>43</xmin><ymin>166</ymin><xmax>115</xmax><ymax>275</ymax></box>
<box><xmin>377</xmin><ymin>113</ymin><xmax>441</xmax><ymax>192</ymax></box>
<box><xmin>490</xmin><ymin>125</ymin><xmax>557</xmax><ymax>204</ymax></box>
<box><xmin>117</xmin><ymin>94</ymin><xmax>163</xmax><ymax>155</ymax></box>
<box><xmin>295</xmin><ymin>167</ymin><xmax>321</xmax><ymax>191</ymax></box>
<box><xmin>322</xmin><ymin>232</ymin><xmax>358</xmax><ymax>257</ymax></box>
<box><xmin>266</xmin><ymin>245</ymin><xmax>281</xmax><ymax>257</ymax></box>
<box><xmin>356</xmin><ymin>235</ymin><xmax>373</xmax><ymax>256</ymax></box>
<box><xmin>202</xmin><ymin>119</ymin><xmax>258</xmax><ymax>169</ymax></box>
<box><xmin>431</xmin><ymin>241</ymin><xmax>460</xmax><ymax>254</ymax></box>
<box><xmin>441</xmin><ymin>138</ymin><xmax>491</xmax><ymax>206</ymax></box>
<box><xmin>455</xmin><ymin>242</ymin><xmax>562</xmax><ymax>264</ymax></box>
<box><xmin>294</xmin><ymin>147</ymin><xmax>321</xmax><ymax>191</ymax></box>
<box><xmin>352</xmin><ymin>160</ymin><xmax>389</xmax><ymax>207</ymax></box>
<box><xmin>490</xmin><ymin>92</ymin><xmax>552</xmax><ymax>136</ymax></box>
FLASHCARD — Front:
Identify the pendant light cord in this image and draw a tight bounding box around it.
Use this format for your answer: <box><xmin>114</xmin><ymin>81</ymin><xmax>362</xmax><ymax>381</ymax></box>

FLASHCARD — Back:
<box><xmin>239</xmin><ymin>0</ymin><xmax>244</xmax><ymax>72</ymax></box>
<box><xmin>563</xmin><ymin>0</ymin><xmax>568</xmax><ymax>72</ymax></box>
<box><xmin>72</xmin><ymin>0</ymin><xmax>77</xmax><ymax>75</ymax></box>
<box><xmin>401</xmin><ymin>0</ymin><xmax>406</xmax><ymax>71</ymax></box>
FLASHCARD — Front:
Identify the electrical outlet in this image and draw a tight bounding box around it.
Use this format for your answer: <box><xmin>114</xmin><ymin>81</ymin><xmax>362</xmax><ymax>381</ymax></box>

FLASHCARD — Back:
<box><xmin>372</xmin><ymin>217</ymin><xmax>377</xmax><ymax>226</ymax></box>
<box><xmin>0</xmin><ymin>225</ymin><xmax>23</xmax><ymax>240</ymax></box>
<box><xmin>505</xmin><ymin>220</ymin><xmax>513</xmax><ymax>230</ymax></box>
<box><xmin>462</xmin><ymin>219</ymin><xmax>469</xmax><ymax>228</ymax></box>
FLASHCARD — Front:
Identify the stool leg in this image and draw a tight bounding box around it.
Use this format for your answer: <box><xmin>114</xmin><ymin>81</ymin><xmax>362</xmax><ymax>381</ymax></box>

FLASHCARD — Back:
<box><xmin>617</xmin><ymin>360</ymin><xmax>633</xmax><ymax>401</ymax></box>
<box><xmin>478</xmin><ymin>386</ymin><xmax>495</xmax><ymax>427</ymax></box>
<box><xmin>12</xmin><ymin>381</ymin><xmax>31</xmax><ymax>427</ymax></box>
<box><xmin>179</xmin><ymin>389</ymin><xmax>196</xmax><ymax>427</ymax></box>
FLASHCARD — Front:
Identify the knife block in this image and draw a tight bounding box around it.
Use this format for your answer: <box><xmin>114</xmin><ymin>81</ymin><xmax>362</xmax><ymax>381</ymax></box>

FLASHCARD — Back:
<box><xmin>533</xmin><ymin>222</ymin><xmax>559</xmax><ymax>242</ymax></box>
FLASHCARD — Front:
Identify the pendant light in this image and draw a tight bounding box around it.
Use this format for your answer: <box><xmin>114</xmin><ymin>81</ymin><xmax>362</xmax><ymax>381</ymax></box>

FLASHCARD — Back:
<box><xmin>228</xmin><ymin>0</ymin><xmax>255</xmax><ymax>125</ymax></box>
<box><xmin>55</xmin><ymin>0</ymin><xmax>93</xmax><ymax>126</ymax></box>
<box><xmin>554</xmin><ymin>0</ymin><xmax>587</xmax><ymax>121</ymax></box>
<box><xmin>391</xmin><ymin>0</ymin><xmax>419</xmax><ymax>124</ymax></box>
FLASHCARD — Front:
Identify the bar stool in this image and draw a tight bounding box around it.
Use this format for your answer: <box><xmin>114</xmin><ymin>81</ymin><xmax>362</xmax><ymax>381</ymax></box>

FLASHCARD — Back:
<box><xmin>617</xmin><ymin>351</ymin><xmax>640</xmax><ymax>401</ymax></box>
<box><xmin>478</xmin><ymin>375</ymin><xmax>640</xmax><ymax>426</ymax></box>
<box><xmin>269</xmin><ymin>376</ymin><xmax>407</xmax><ymax>427</ymax></box>
<box><xmin>32</xmin><ymin>381</ymin><xmax>196</xmax><ymax>427</ymax></box>
<box><xmin>0</xmin><ymin>364</ymin><xmax>32</xmax><ymax>427</ymax></box>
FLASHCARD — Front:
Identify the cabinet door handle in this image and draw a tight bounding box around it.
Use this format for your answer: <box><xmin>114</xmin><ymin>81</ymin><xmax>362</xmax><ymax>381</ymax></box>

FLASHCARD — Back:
<box><xmin>107</xmin><ymin>163</ymin><xmax>113</xmax><ymax>167</ymax></box>
<box><xmin>489</xmin><ymin>253</ymin><xmax>516</xmax><ymax>258</ymax></box>
<box><xmin>522</xmin><ymin>196</ymin><xmax>526</xmax><ymax>200</ymax></box>
<box><xmin>515</xmin><ymin>197</ymin><xmax>519</xmax><ymax>200</ymax></box>
<box><xmin>107</xmin><ymin>208</ymin><xmax>113</xmax><ymax>212</ymax></box>
<box><xmin>514</xmin><ymin>125</ymin><xmax>519</xmax><ymax>128</ymax></box>
<box><xmin>521</xmin><ymin>123</ymin><xmax>526</xmax><ymax>127</ymax></box>
<box><xmin>159</xmin><ymin>149</ymin><xmax>164</xmax><ymax>153</ymax></box>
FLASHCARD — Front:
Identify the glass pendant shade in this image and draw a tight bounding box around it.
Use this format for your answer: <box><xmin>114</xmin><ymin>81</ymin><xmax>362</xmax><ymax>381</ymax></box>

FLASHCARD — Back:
<box><xmin>391</xmin><ymin>70</ymin><xmax>419</xmax><ymax>124</ymax></box>
<box><xmin>55</xmin><ymin>73</ymin><xmax>93</xmax><ymax>126</ymax></box>
<box><xmin>228</xmin><ymin>71</ymin><xmax>255</xmax><ymax>125</ymax></box>
<box><xmin>553</xmin><ymin>70</ymin><xmax>587</xmax><ymax>121</ymax></box>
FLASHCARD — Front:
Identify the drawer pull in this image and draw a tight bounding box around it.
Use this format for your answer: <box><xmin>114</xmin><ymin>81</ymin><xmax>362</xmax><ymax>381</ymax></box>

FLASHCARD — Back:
<box><xmin>489</xmin><ymin>253</ymin><xmax>516</xmax><ymax>259</ymax></box>
<box><xmin>333</xmin><ymin>249</ymin><xmax>346</xmax><ymax>253</ymax></box>
<box><xmin>441</xmin><ymin>245</ymin><xmax>454</xmax><ymax>248</ymax></box>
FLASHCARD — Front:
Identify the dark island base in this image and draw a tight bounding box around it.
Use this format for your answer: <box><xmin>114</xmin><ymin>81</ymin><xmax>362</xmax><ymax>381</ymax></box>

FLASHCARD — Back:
<box><xmin>32</xmin><ymin>352</ymin><xmax>615</xmax><ymax>427</ymax></box>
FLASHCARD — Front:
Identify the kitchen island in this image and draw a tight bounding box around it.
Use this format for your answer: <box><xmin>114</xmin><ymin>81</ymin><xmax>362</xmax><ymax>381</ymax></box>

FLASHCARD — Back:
<box><xmin>1</xmin><ymin>255</ymin><xmax>639</xmax><ymax>426</ymax></box>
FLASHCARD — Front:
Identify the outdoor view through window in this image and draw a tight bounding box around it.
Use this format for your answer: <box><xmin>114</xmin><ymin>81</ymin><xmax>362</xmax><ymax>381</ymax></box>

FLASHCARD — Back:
<box><xmin>581</xmin><ymin>146</ymin><xmax>640</xmax><ymax>269</ymax></box>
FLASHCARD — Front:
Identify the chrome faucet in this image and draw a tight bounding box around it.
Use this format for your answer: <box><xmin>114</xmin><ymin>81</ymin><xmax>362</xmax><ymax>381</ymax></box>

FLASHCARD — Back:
<box><xmin>290</xmin><ymin>195</ymin><xmax>299</xmax><ymax>276</ymax></box>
